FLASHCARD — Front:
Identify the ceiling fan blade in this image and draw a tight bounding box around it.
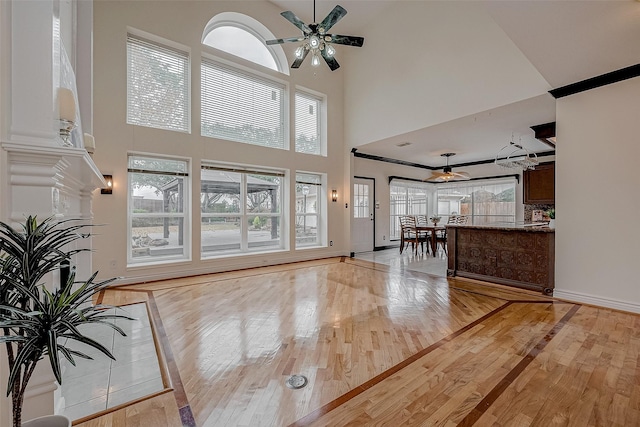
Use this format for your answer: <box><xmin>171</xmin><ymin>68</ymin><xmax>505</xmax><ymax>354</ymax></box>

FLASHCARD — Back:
<box><xmin>281</xmin><ymin>11</ymin><xmax>312</xmax><ymax>34</ymax></box>
<box><xmin>326</xmin><ymin>34</ymin><xmax>364</xmax><ymax>47</ymax></box>
<box><xmin>425</xmin><ymin>171</ymin><xmax>447</xmax><ymax>182</ymax></box>
<box><xmin>452</xmin><ymin>171</ymin><xmax>470</xmax><ymax>179</ymax></box>
<box><xmin>319</xmin><ymin>5</ymin><xmax>347</xmax><ymax>33</ymax></box>
<box><xmin>320</xmin><ymin>49</ymin><xmax>340</xmax><ymax>71</ymax></box>
<box><xmin>291</xmin><ymin>48</ymin><xmax>310</xmax><ymax>69</ymax></box>
<box><xmin>266</xmin><ymin>36</ymin><xmax>305</xmax><ymax>45</ymax></box>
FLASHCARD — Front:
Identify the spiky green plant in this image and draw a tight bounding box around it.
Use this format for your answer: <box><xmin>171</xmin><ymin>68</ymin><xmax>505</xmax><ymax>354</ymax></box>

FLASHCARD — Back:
<box><xmin>0</xmin><ymin>216</ymin><xmax>132</xmax><ymax>427</ymax></box>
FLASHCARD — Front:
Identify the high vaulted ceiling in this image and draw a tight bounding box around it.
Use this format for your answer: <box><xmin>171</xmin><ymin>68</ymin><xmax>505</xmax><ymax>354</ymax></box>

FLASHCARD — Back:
<box><xmin>268</xmin><ymin>0</ymin><xmax>640</xmax><ymax>166</ymax></box>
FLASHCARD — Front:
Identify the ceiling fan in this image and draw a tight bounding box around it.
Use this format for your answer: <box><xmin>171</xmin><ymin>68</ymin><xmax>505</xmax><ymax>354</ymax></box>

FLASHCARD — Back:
<box><xmin>265</xmin><ymin>1</ymin><xmax>364</xmax><ymax>71</ymax></box>
<box><xmin>426</xmin><ymin>153</ymin><xmax>471</xmax><ymax>182</ymax></box>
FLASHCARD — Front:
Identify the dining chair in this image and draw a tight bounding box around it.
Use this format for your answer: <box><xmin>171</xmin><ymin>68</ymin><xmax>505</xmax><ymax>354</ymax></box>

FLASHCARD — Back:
<box><xmin>435</xmin><ymin>227</ymin><xmax>448</xmax><ymax>255</ymax></box>
<box><xmin>399</xmin><ymin>215</ymin><xmax>428</xmax><ymax>255</ymax></box>
<box><xmin>457</xmin><ymin>215</ymin><xmax>469</xmax><ymax>224</ymax></box>
<box><xmin>415</xmin><ymin>215</ymin><xmax>432</xmax><ymax>255</ymax></box>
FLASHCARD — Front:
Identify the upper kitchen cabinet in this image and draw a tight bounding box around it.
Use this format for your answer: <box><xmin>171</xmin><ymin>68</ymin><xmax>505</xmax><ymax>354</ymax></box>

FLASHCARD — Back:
<box><xmin>524</xmin><ymin>161</ymin><xmax>555</xmax><ymax>204</ymax></box>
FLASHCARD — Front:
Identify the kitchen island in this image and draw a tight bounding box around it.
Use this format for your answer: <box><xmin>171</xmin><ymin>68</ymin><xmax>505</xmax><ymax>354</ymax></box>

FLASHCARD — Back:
<box><xmin>446</xmin><ymin>224</ymin><xmax>555</xmax><ymax>295</ymax></box>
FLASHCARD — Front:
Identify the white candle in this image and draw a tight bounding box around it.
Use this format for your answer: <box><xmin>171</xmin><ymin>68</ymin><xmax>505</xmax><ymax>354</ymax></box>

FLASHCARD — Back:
<box><xmin>58</xmin><ymin>87</ymin><xmax>76</xmax><ymax>122</ymax></box>
<box><xmin>84</xmin><ymin>133</ymin><xmax>95</xmax><ymax>153</ymax></box>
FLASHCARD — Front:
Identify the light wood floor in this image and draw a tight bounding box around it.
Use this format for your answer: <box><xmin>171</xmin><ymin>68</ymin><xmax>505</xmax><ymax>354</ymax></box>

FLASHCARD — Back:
<box><xmin>76</xmin><ymin>257</ymin><xmax>640</xmax><ymax>426</ymax></box>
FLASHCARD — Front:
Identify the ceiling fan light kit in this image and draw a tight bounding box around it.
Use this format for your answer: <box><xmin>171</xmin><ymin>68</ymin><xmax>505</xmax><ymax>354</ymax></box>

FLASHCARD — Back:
<box><xmin>266</xmin><ymin>1</ymin><xmax>364</xmax><ymax>71</ymax></box>
<box><xmin>426</xmin><ymin>153</ymin><xmax>471</xmax><ymax>182</ymax></box>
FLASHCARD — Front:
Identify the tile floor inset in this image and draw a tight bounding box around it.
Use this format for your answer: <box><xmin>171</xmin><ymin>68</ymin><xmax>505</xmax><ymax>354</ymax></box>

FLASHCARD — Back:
<box><xmin>61</xmin><ymin>303</ymin><xmax>164</xmax><ymax>421</ymax></box>
<box><xmin>354</xmin><ymin>247</ymin><xmax>447</xmax><ymax>276</ymax></box>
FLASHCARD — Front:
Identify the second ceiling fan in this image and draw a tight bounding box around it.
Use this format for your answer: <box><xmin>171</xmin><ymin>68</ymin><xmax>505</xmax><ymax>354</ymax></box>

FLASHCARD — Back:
<box><xmin>266</xmin><ymin>1</ymin><xmax>364</xmax><ymax>71</ymax></box>
<box><xmin>426</xmin><ymin>153</ymin><xmax>471</xmax><ymax>182</ymax></box>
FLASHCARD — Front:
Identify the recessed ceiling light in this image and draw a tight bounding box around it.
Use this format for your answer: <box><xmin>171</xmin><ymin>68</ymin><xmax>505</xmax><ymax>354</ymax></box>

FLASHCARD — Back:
<box><xmin>396</xmin><ymin>142</ymin><xmax>412</xmax><ymax>147</ymax></box>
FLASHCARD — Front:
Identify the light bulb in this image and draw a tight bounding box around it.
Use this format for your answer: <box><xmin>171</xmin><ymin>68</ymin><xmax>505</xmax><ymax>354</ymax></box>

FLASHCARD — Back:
<box><xmin>309</xmin><ymin>35</ymin><xmax>320</xmax><ymax>49</ymax></box>
<box><xmin>311</xmin><ymin>53</ymin><xmax>321</xmax><ymax>67</ymax></box>
<box><xmin>325</xmin><ymin>44</ymin><xmax>336</xmax><ymax>57</ymax></box>
<box><xmin>295</xmin><ymin>46</ymin><xmax>305</xmax><ymax>59</ymax></box>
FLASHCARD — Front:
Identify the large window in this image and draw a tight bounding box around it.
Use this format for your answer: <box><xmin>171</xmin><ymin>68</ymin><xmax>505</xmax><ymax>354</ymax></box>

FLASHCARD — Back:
<box><xmin>201</xmin><ymin>59</ymin><xmax>285</xmax><ymax>149</ymax></box>
<box><xmin>203</xmin><ymin>26</ymin><xmax>278</xmax><ymax>71</ymax></box>
<box><xmin>436</xmin><ymin>178</ymin><xmax>516</xmax><ymax>225</ymax></box>
<box><xmin>390</xmin><ymin>182</ymin><xmax>429</xmax><ymax>240</ymax></box>
<box><xmin>126</xmin><ymin>33</ymin><xmax>189</xmax><ymax>132</ymax></box>
<box><xmin>295</xmin><ymin>91</ymin><xmax>324</xmax><ymax>155</ymax></box>
<box><xmin>201</xmin><ymin>12</ymin><xmax>288</xmax><ymax>73</ymax></box>
<box><xmin>128</xmin><ymin>155</ymin><xmax>190</xmax><ymax>265</ymax></box>
<box><xmin>296</xmin><ymin>173</ymin><xmax>324</xmax><ymax>248</ymax></box>
<box><xmin>201</xmin><ymin>164</ymin><xmax>284</xmax><ymax>257</ymax></box>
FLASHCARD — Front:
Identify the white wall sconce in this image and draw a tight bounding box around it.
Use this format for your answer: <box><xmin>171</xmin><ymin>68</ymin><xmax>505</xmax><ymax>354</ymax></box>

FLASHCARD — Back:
<box><xmin>101</xmin><ymin>175</ymin><xmax>113</xmax><ymax>195</ymax></box>
<box><xmin>58</xmin><ymin>87</ymin><xmax>76</xmax><ymax>147</ymax></box>
<box><xmin>331</xmin><ymin>189</ymin><xmax>338</xmax><ymax>202</ymax></box>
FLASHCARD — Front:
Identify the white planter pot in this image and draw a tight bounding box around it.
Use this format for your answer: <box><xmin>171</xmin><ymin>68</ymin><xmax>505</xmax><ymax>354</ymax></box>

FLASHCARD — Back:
<box><xmin>548</xmin><ymin>219</ymin><xmax>555</xmax><ymax>229</ymax></box>
<box><xmin>22</xmin><ymin>415</ymin><xmax>70</xmax><ymax>427</ymax></box>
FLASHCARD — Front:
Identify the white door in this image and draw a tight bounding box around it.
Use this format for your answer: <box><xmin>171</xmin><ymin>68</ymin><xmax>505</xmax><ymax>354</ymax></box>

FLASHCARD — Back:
<box><xmin>352</xmin><ymin>178</ymin><xmax>374</xmax><ymax>253</ymax></box>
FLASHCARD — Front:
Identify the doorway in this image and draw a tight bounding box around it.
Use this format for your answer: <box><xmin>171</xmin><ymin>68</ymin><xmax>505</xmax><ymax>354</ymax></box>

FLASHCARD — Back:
<box><xmin>352</xmin><ymin>177</ymin><xmax>374</xmax><ymax>253</ymax></box>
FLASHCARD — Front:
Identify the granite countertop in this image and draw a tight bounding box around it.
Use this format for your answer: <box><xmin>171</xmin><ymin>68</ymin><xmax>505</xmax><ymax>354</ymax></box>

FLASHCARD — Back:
<box><xmin>445</xmin><ymin>223</ymin><xmax>555</xmax><ymax>233</ymax></box>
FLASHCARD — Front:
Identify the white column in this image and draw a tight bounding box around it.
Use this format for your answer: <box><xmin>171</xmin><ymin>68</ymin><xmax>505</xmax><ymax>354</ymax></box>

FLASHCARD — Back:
<box><xmin>1</xmin><ymin>1</ymin><xmax>104</xmax><ymax>424</ymax></box>
<box><xmin>9</xmin><ymin>0</ymin><xmax>60</xmax><ymax>146</ymax></box>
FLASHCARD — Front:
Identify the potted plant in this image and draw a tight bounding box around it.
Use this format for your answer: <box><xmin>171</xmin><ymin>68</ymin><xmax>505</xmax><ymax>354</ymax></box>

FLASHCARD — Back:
<box><xmin>546</xmin><ymin>208</ymin><xmax>555</xmax><ymax>228</ymax></box>
<box><xmin>0</xmin><ymin>216</ymin><xmax>131</xmax><ymax>427</ymax></box>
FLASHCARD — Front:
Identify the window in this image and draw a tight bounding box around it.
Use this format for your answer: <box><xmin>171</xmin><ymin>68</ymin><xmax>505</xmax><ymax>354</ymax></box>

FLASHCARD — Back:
<box><xmin>201</xmin><ymin>12</ymin><xmax>288</xmax><ymax>73</ymax></box>
<box><xmin>204</xmin><ymin>26</ymin><xmax>278</xmax><ymax>71</ymax></box>
<box><xmin>127</xmin><ymin>33</ymin><xmax>189</xmax><ymax>132</ymax></box>
<box><xmin>296</xmin><ymin>173</ymin><xmax>323</xmax><ymax>247</ymax></box>
<box><xmin>390</xmin><ymin>183</ymin><xmax>429</xmax><ymax>240</ymax></box>
<box><xmin>201</xmin><ymin>59</ymin><xmax>286</xmax><ymax>149</ymax></box>
<box><xmin>436</xmin><ymin>178</ymin><xmax>516</xmax><ymax>225</ymax></box>
<box><xmin>201</xmin><ymin>164</ymin><xmax>284</xmax><ymax>257</ymax></box>
<box><xmin>295</xmin><ymin>91</ymin><xmax>324</xmax><ymax>155</ymax></box>
<box><xmin>128</xmin><ymin>155</ymin><xmax>190</xmax><ymax>265</ymax></box>
<box><xmin>353</xmin><ymin>183</ymin><xmax>369</xmax><ymax>219</ymax></box>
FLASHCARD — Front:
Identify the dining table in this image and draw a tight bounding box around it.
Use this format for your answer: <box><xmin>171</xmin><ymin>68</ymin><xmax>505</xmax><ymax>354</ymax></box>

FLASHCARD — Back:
<box><xmin>415</xmin><ymin>224</ymin><xmax>446</xmax><ymax>256</ymax></box>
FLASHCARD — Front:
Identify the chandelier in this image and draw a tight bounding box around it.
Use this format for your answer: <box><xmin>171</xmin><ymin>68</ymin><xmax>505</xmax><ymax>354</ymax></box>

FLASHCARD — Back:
<box><xmin>495</xmin><ymin>135</ymin><xmax>538</xmax><ymax>170</ymax></box>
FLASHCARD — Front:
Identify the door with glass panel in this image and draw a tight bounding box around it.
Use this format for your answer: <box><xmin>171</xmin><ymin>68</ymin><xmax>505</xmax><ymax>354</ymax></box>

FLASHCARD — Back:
<box><xmin>352</xmin><ymin>177</ymin><xmax>374</xmax><ymax>253</ymax></box>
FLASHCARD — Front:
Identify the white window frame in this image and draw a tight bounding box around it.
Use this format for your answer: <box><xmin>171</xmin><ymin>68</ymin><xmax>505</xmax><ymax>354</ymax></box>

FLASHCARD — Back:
<box><xmin>201</xmin><ymin>12</ymin><xmax>289</xmax><ymax>74</ymax></box>
<box><xmin>389</xmin><ymin>181</ymin><xmax>431</xmax><ymax>240</ymax></box>
<box><xmin>200</xmin><ymin>55</ymin><xmax>289</xmax><ymax>150</ymax></box>
<box><xmin>295</xmin><ymin>87</ymin><xmax>327</xmax><ymax>156</ymax></box>
<box><xmin>200</xmin><ymin>163</ymin><xmax>287</xmax><ymax>258</ymax></box>
<box><xmin>436</xmin><ymin>177</ymin><xmax>517</xmax><ymax>225</ymax></box>
<box><xmin>295</xmin><ymin>172</ymin><xmax>326</xmax><ymax>248</ymax></box>
<box><xmin>126</xmin><ymin>29</ymin><xmax>191</xmax><ymax>133</ymax></box>
<box><xmin>127</xmin><ymin>153</ymin><xmax>191</xmax><ymax>266</ymax></box>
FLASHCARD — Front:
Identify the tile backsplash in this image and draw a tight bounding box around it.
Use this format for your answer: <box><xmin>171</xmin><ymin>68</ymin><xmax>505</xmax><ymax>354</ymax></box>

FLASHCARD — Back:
<box><xmin>524</xmin><ymin>203</ymin><xmax>554</xmax><ymax>222</ymax></box>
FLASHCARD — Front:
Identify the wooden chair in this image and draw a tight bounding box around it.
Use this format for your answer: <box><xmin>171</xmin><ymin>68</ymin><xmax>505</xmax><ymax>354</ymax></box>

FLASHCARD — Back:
<box><xmin>400</xmin><ymin>216</ymin><xmax>428</xmax><ymax>255</ymax></box>
<box><xmin>435</xmin><ymin>227</ymin><xmax>448</xmax><ymax>255</ymax></box>
<box><xmin>457</xmin><ymin>215</ymin><xmax>469</xmax><ymax>225</ymax></box>
<box><xmin>415</xmin><ymin>215</ymin><xmax>432</xmax><ymax>255</ymax></box>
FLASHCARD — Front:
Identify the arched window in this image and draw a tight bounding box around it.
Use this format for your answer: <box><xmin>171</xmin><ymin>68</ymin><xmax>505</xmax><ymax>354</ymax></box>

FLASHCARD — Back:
<box><xmin>202</xmin><ymin>12</ymin><xmax>288</xmax><ymax>74</ymax></box>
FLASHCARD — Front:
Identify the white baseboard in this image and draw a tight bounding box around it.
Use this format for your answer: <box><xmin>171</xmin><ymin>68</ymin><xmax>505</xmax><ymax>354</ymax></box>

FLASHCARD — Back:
<box><xmin>554</xmin><ymin>289</ymin><xmax>640</xmax><ymax>314</ymax></box>
<box><xmin>114</xmin><ymin>250</ymin><xmax>348</xmax><ymax>285</ymax></box>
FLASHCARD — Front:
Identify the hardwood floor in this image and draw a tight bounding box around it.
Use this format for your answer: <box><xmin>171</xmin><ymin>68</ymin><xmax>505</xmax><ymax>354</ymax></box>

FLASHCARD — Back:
<box><xmin>77</xmin><ymin>258</ymin><xmax>640</xmax><ymax>426</ymax></box>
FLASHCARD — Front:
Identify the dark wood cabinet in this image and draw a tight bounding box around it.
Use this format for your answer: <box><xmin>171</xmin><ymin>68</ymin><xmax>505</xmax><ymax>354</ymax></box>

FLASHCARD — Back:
<box><xmin>447</xmin><ymin>225</ymin><xmax>555</xmax><ymax>295</ymax></box>
<box><xmin>523</xmin><ymin>161</ymin><xmax>555</xmax><ymax>204</ymax></box>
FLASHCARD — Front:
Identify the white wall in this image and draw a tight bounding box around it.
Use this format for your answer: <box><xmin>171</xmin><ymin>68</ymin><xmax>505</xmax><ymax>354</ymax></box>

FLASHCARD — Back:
<box><xmin>555</xmin><ymin>76</ymin><xmax>640</xmax><ymax>313</ymax></box>
<box><xmin>343</xmin><ymin>1</ymin><xmax>550</xmax><ymax>148</ymax></box>
<box><xmin>92</xmin><ymin>1</ymin><xmax>348</xmax><ymax>283</ymax></box>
